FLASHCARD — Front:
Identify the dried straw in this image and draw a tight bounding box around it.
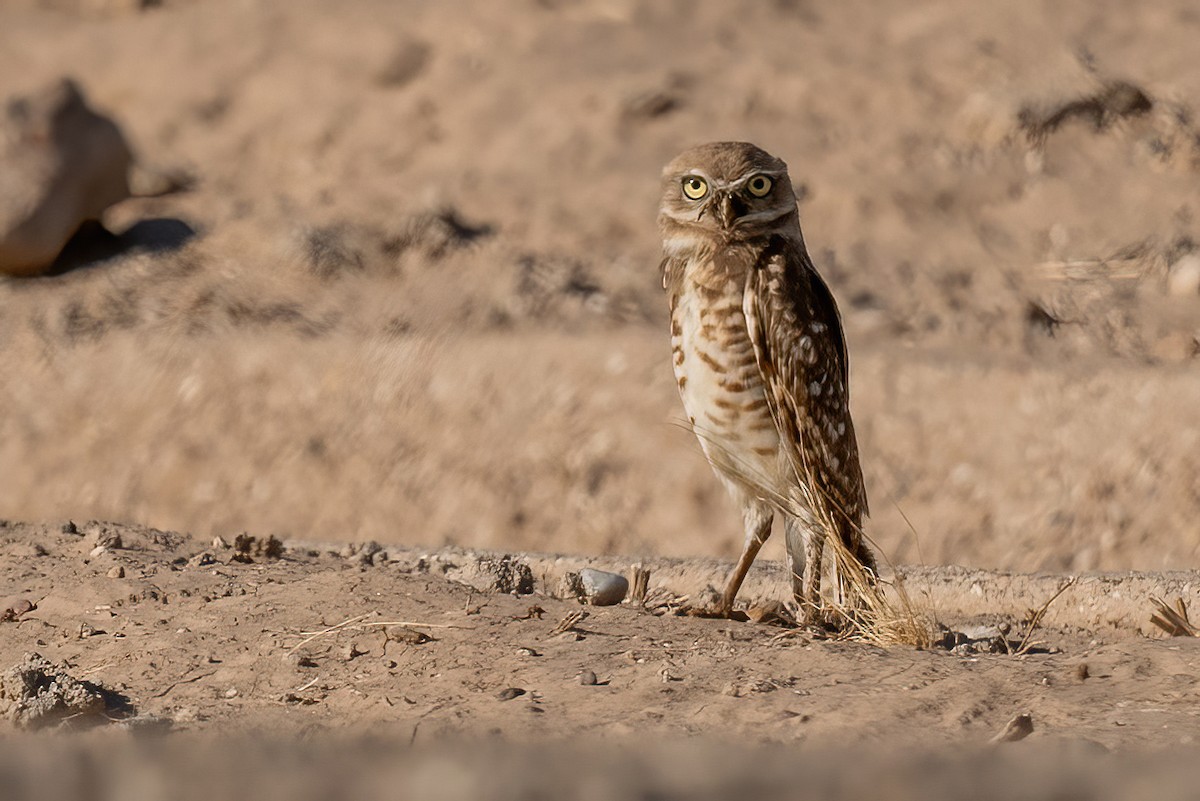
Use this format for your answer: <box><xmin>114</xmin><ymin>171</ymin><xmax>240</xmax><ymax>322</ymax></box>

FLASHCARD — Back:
<box><xmin>689</xmin><ymin>422</ymin><xmax>935</xmax><ymax>647</ymax></box>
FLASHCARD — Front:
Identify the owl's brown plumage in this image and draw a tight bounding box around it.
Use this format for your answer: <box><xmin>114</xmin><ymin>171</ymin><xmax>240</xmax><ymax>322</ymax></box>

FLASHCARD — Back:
<box><xmin>658</xmin><ymin>141</ymin><xmax>873</xmax><ymax>618</ymax></box>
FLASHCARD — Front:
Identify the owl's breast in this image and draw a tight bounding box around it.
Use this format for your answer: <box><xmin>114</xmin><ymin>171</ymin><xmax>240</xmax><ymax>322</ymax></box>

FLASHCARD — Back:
<box><xmin>670</xmin><ymin>274</ymin><xmax>781</xmax><ymax>488</ymax></box>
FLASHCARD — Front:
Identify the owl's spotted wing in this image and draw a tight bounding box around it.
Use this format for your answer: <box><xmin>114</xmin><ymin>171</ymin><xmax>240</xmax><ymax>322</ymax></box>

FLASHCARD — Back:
<box><xmin>743</xmin><ymin>236</ymin><xmax>869</xmax><ymax>540</ymax></box>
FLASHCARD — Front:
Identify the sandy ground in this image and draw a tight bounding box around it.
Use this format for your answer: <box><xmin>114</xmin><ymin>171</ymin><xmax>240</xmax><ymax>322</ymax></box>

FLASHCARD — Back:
<box><xmin>2</xmin><ymin>519</ymin><xmax>1200</xmax><ymax>747</ymax></box>
<box><xmin>2</xmin><ymin>0</ymin><xmax>1200</xmax><ymax>791</ymax></box>
<box><xmin>2</xmin><ymin>519</ymin><xmax>1200</xmax><ymax>799</ymax></box>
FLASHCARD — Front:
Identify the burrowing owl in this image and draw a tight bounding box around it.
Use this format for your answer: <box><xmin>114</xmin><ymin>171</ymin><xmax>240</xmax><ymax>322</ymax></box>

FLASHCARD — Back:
<box><xmin>659</xmin><ymin>141</ymin><xmax>875</xmax><ymax>619</ymax></box>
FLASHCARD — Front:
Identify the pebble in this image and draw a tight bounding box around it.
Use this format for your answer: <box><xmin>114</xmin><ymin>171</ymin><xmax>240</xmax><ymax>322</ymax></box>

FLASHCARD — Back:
<box><xmin>1168</xmin><ymin>255</ymin><xmax>1200</xmax><ymax>297</ymax></box>
<box><xmin>578</xmin><ymin>669</ymin><xmax>598</xmax><ymax>686</ymax></box>
<box><xmin>497</xmin><ymin>687</ymin><xmax>526</xmax><ymax>701</ymax></box>
<box><xmin>224</xmin><ymin>688</ymin><xmax>239</xmax><ymax>699</ymax></box>
<box><xmin>579</xmin><ymin>568</ymin><xmax>628</xmax><ymax>606</ymax></box>
<box><xmin>1075</xmin><ymin>662</ymin><xmax>1090</xmax><ymax>681</ymax></box>
<box><xmin>106</xmin><ymin>566</ymin><xmax>125</xmax><ymax>579</ymax></box>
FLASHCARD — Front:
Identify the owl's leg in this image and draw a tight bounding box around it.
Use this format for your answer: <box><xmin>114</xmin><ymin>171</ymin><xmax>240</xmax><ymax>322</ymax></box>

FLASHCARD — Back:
<box><xmin>782</xmin><ymin>516</ymin><xmax>808</xmax><ymax>613</ymax></box>
<box><xmin>783</xmin><ymin>516</ymin><xmax>824</xmax><ymax>623</ymax></box>
<box><xmin>719</xmin><ymin>502</ymin><xmax>773</xmax><ymax>615</ymax></box>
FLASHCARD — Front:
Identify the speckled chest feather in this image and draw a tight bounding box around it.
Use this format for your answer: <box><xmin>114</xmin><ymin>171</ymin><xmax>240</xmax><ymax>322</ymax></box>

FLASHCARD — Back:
<box><xmin>669</xmin><ymin>262</ymin><xmax>781</xmax><ymax>490</ymax></box>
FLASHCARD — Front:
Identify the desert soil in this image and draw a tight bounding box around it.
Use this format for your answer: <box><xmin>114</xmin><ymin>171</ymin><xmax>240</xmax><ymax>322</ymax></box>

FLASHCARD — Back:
<box><xmin>2</xmin><ymin>0</ymin><xmax>1200</xmax><ymax>790</ymax></box>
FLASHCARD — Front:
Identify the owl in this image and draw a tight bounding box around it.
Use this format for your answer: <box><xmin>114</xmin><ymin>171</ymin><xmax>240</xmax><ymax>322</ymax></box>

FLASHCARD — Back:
<box><xmin>658</xmin><ymin>141</ymin><xmax>875</xmax><ymax>620</ymax></box>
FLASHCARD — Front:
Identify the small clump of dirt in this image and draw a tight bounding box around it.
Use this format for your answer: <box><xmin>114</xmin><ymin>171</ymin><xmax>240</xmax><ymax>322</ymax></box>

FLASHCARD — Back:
<box><xmin>0</xmin><ymin>653</ymin><xmax>115</xmax><ymax>730</ymax></box>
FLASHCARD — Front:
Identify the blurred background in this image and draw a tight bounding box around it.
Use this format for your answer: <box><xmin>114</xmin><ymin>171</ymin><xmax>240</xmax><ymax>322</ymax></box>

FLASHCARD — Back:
<box><xmin>1</xmin><ymin>0</ymin><xmax>1199</xmax><ymax>573</ymax></box>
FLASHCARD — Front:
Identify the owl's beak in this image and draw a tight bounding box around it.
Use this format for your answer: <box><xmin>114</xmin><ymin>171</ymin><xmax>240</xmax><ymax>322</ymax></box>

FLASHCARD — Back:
<box><xmin>713</xmin><ymin>192</ymin><xmax>747</xmax><ymax>230</ymax></box>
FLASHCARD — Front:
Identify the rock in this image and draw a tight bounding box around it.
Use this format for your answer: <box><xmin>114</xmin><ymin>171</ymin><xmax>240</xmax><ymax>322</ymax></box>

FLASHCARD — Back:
<box><xmin>0</xmin><ymin>79</ymin><xmax>133</xmax><ymax>276</ymax></box>
<box><xmin>990</xmin><ymin>712</ymin><xmax>1034</xmax><ymax>744</ymax></box>
<box><xmin>579</xmin><ymin>568</ymin><xmax>628</xmax><ymax>606</ymax></box>
<box><xmin>496</xmin><ymin>687</ymin><xmax>526</xmax><ymax>701</ymax></box>
<box><xmin>86</xmin><ymin>524</ymin><xmax>122</xmax><ymax>550</ymax></box>
<box><xmin>578</xmin><ymin>669</ymin><xmax>598</xmax><ymax>686</ymax></box>
<box><xmin>106</xmin><ymin>565</ymin><xmax>125</xmax><ymax>579</ymax></box>
<box><xmin>1</xmin><ymin>598</ymin><xmax>35</xmax><ymax>622</ymax></box>
<box><xmin>0</xmin><ymin>653</ymin><xmax>110</xmax><ymax>729</ymax></box>
<box><xmin>1168</xmin><ymin>255</ymin><xmax>1200</xmax><ymax>297</ymax></box>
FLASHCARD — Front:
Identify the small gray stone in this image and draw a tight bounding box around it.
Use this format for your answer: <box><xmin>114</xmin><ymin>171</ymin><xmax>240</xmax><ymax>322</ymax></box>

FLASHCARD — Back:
<box><xmin>579</xmin><ymin>568</ymin><xmax>628</xmax><ymax>606</ymax></box>
<box><xmin>578</xmin><ymin>669</ymin><xmax>598</xmax><ymax>686</ymax></box>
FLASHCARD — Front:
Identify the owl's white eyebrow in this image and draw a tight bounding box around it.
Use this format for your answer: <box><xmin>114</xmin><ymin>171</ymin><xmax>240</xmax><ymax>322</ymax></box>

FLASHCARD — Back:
<box><xmin>694</xmin><ymin>170</ymin><xmax>786</xmax><ymax>192</ymax></box>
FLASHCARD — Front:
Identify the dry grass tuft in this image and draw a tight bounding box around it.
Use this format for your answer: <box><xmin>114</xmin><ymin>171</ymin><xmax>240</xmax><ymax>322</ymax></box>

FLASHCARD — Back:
<box><xmin>820</xmin><ymin>532</ymin><xmax>935</xmax><ymax>648</ymax></box>
<box><xmin>692</xmin><ymin>426</ymin><xmax>935</xmax><ymax>647</ymax></box>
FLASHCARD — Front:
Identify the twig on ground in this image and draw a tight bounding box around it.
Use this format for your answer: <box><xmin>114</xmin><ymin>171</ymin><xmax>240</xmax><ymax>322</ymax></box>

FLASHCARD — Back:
<box><xmin>1016</xmin><ymin>577</ymin><xmax>1077</xmax><ymax>654</ymax></box>
<box><xmin>551</xmin><ymin>610</ymin><xmax>588</xmax><ymax>635</ymax></box>
<box><xmin>354</xmin><ymin>620</ymin><xmax>473</xmax><ymax>630</ymax></box>
<box><xmin>1150</xmin><ymin>596</ymin><xmax>1199</xmax><ymax>637</ymax></box>
<box><xmin>288</xmin><ymin>612</ymin><xmax>375</xmax><ymax>654</ymax></box>
<box><xmin>290</xmin><ymin>676</ymin><xmax>321</xmax><ymax>694</ymax></box>
<box><xmin>151</xmin><ymin>670</ymin><xmax>218</xmax><ymax>699</ymax></box>
<box><xmin>630</xmin><ymin>565</ymin><xmax>651</xmax><ymax>604</ymax></box>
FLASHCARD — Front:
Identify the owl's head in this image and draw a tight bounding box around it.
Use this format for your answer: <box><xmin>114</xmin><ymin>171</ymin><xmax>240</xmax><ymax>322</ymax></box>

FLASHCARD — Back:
<box><xmin>658</xmin><ymin>142</ymin><xmax>799</xmax><ymax>240</ymax></box>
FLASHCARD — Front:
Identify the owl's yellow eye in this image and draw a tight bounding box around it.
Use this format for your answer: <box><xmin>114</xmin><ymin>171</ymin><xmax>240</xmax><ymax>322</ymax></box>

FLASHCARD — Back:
<box><xmin>746</xmin><ymin>174</ymin><xmax>773</xmax><ymax>197</ymax></box>
<box><xmin>681</xmin><ymin>176</ymin><xmax>708</xmax><ymax>200</ymax></box>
